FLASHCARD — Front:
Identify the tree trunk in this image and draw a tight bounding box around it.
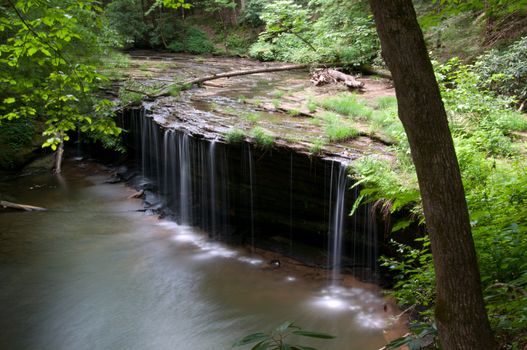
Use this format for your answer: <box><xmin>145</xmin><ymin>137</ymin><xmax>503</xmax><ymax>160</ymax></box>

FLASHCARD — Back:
<box><xmin>53</xmin><ymin>139</ymin><xmax>64</xmax><ymax>174</ymax></box>
<box><xmin>367</xmin><ymin>1</ymin><xmax>497</xmax><ymax>349</ymax></box>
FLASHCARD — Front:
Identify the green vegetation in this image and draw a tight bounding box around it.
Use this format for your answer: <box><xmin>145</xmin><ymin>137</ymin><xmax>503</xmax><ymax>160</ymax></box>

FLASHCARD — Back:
<box><xmin>352</xmin><ymin>59</ymin><xmax>527</xmax><ymax>348</ymax></box>
<box><xmin>241</xmin><ymin>112</ymin><xmax>261</xmax><ymax>123</ymax></box>
<box><xmin>250</xmin><ymin>0</ymin><xmax>379</xmax><ymax>64</ymax></box>
<box><xmin>308</xmin><ymin>138</ymin><xmax>325</xmax><ymax>155</ymax></box>
<box><xmin>251</xmin><ymin>126</ymin><xmax>275</xmax><ymax>148</ymax></box>
<box><xmin>224</xmin><ymin>128</ymin><xmax>246</xmax><ymax>143</ymax></box>
<box><xmin>306</xmin><ymin>98</ymin><xmax>318</xmax><ymax>113</ymax></box>
<box><xmin>2</xmin><ymin>0</ymin><xmax>527</xmax><ymax>348</ymax></box>
<box><xmin>0</xmin><ymin>0</ymin><xmax>123</xmax><ymax>170</ymax></box>
<box><xmin>318</xmin><ymin>112</ymin><xmax>358</xmax><ymax>142</ymax></box>
<box><xmin>234</xmin><ymin>321</ymin><xmax>335</xmax><ymax>350</ymax></box>
<box><xmin>319</xmin><ymin>94</ymin><xmax>373</xmax><ymax>119</ymax></box>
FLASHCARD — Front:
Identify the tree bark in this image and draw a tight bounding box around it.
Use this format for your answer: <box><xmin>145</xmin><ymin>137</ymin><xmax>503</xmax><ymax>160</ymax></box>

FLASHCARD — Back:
<box><xmin>367</xmin><ymin>1</ymin><xmax>497</xmax><ymax>349</ymax></box>
<box><xmin>53</xmin><ymin>139</ymin><xmax>64</xmax><ymax>174</ymax></box>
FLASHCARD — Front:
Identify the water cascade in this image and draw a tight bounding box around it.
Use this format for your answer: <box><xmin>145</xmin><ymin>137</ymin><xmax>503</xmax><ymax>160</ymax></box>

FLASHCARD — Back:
<box><xmin>123</xmin><ymin>109</ymin><xmax>380</xmax><ymax>280</ymax></box>
<box><xmin>328</xmin><ymin>161</ymin><xmax>349</xmax><ymax>283</ymax></box>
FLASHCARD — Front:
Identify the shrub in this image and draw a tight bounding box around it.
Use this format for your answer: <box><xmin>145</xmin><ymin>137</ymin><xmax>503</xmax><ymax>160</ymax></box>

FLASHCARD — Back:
<box><xmin>168</xmin><ymin>27</ymin><xmax>214</xmax><ymax>54</ymax></box>
<box><xmin>474</xmin><ymin>36</ymin><xmax>527</xmax><ymax>106</ymax></box>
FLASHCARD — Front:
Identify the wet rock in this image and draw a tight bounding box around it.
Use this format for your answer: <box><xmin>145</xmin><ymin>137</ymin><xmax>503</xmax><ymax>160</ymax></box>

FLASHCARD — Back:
<box><xmin>19</xmin><ymin>154</ymin><xmax>55</xmax><ymax>176</ymax></box>
<box><xmin>144</xmin><ymin>190</ymin><xmax>162</xmax><ymax>208</ymax></box>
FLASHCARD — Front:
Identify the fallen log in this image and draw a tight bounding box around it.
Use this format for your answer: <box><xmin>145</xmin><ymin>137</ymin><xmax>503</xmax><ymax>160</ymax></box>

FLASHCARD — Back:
<box><xmin>310</xmin><ymin>68</ymin><xmax>364</xmax><ymax>90</ymax></box>
<box><xmin>154</xmin><ymin>64</ymin><xmax>309</xmax><ymax>97</ymax></box>
<box><xmin>0</xmin><ymin>200</ymin><xmax>47</xmax><ymax>212</ymax></box>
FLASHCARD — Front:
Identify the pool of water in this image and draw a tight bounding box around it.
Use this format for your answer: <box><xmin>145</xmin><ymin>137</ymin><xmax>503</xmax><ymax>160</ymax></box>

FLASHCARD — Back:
<box><xmin>0</xmin><ymin>160</ymin><xmax>400</xmax><ymax>350</ymax></box>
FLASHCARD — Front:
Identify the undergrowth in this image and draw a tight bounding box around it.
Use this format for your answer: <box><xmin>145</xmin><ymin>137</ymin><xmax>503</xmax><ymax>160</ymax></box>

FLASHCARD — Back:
<box><xmin>352</xmin><ymin>59</ymin><xmax>527</xmax><ymax>348</ymax></box>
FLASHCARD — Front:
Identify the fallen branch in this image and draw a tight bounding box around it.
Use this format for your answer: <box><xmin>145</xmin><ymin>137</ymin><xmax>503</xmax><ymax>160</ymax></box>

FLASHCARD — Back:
<box><xmin>154</xmin><ymin>64</ymin><xmax>309</xmax><ymax>97</ymax></box>
<box><xmin>185</xmin><ymin>63</ymin><xmax>309</xmax><ymax>85</ymax></box>
<box><xmin>0</xmin><ymin>200</ymin><xmax>47</xmax><ymax>211</ymax></box>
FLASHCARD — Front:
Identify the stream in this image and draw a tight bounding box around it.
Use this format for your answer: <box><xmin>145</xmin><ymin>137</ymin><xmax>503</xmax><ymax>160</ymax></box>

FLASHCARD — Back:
<box><xmin>0</xmin><ymin>160</ymin><xmax>400</xmax><ymax>350</ymax></box>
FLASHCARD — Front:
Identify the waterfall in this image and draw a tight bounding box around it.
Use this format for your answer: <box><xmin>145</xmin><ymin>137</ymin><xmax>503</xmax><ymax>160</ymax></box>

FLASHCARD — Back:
<box><xmin>328</xmin><ymin>162</ymin><xmax>348</xmax><ymax>283</ymax></box>
<box><xmin>247</xmin><ymin>144</ymin><xmax>255</xmax><ymax>249</ymax></box>
<box><xmin>178</xmin><ymin>133</ymin><xmax>192</xmax><ymax>225</ymax></box>
<box><xmin>126</xmin><ymin>110</ymin><xmax>380</xmax><ymax>281</ymax></box>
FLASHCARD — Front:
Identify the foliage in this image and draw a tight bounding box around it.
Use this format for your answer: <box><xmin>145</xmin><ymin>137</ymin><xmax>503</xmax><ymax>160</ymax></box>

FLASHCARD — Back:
<box><xmin>380</xmin><ymin>238</ymin><xmax>435</xmax><ymax>312</ymax></box>
<box><xmin>106</xmin><ymin>0</ymin><xmax>191</xmax><ymax>49</ymax></box>
<box><xmin>249</xmin><ymin>0</ymin><xmax>379</xmax><ymax>65</ymax></box>
<box><xmin>353</xmin><ymin>58</ymin><xmax>527</xmax><ymax>348</ymax></box>
<box><xmin>105</xmin><ymin>0</ymin><xmax>150</xmax><ymax>47</ymax></box>
<box><xmin>251</xmin><ymin>126</ymin><xmax>274</xmax><ymax>148</ymax></box>
<box><xmin>474</xmin><ymin>36</ymin><xmax>527</xmax><ymax>106</ymax></box>
<box><xmin>318</xmin><ymin>112</ymin><xmax>358</xmax><ymax>142</ymax></box>
<box><xmin>319</xmin><ymin>94</ymin><xmax>373</xmax><ymax>119</ymax></box>
<box><xmin>242</xmin><ymin>112</ymin><xmax>261</xmax><ymax>123</ymax></box>
<box><xmin>308</xmin><ymin>138</ymin><xmax>325</xmax><ymax>155</ymax></box>
<box><xmin>225</xmin><ymin>128</ymin><xmax>246</xmax><ymax>143</ymax></box>
<box><xmin>385</xmin><ymin>323</ymin><xmax>438</xmax><ymax>350</ymax></box>
<box><xmin>0</xmin><ymin>0</ymin><xmax>122</xmax><ymax>156</ymax></box>
<box><xmin>233</xmin><ymin>321</ymin><xmax>335</xmax><ymax>350</ymax></box>
<box><xmin>239</xmin><ymin>0</ymin><xmax>266</xmax><ymax>27</ymax></box>
<box><xmin>0</xmin><ymin>118</ymin><xmax>37</xmax><ymax>169</ymax></box>
<box><xmin>167</xmin><ymin>26</ymin><xmax>215</xmax><ymax>54</ymax></box>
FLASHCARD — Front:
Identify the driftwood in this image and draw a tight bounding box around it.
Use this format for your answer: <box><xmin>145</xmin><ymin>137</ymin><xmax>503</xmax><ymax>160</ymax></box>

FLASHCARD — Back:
<box><xmin>0</xmin><ymin>200</ymin><xmax>47</xmax><ymax>211</ymax></box>
<box><xmin>310</xmin><ymin>68</ymin><xmax>364</xmax><ymax>90</ymax></box>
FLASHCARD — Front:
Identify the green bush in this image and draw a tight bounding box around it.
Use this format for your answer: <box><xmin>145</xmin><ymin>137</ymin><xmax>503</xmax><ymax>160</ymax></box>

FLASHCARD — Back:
<box><xmin>168</xmin><ymin>26</ymin><xmax>214</xmax><ymax>54</ymax></box>
<box><xmin>353</xmin><ymin>57</ymin><xmax>527</xmax><ymax>348</ymax></box>
<box><xmin>105</xmin><ymin>0</ymin><xmax>151</xmax><ymax>47</ymax></box>
<box><xmin>474</xmin><ymin>36</ymin><xmax>527</xmax><ymax>106</ymax></box>
<box><xmin>248</xmin><ymin>0</ymin><xmax>379</xmax><ymax>65</ymax></box>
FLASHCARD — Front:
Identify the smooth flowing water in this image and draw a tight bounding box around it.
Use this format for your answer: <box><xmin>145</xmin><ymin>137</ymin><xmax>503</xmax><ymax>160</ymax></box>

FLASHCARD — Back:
<box><xmin>0</xmin><ymin>161</ymin><xmax>399</xmax><ymax>350</ymax></box>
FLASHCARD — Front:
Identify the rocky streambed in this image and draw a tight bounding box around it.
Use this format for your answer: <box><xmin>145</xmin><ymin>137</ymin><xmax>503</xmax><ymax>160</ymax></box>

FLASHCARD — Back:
<box><xmin>112</xmin><ymin>51</ymin><xmax>396</xmax><ymax>163</ymax></box>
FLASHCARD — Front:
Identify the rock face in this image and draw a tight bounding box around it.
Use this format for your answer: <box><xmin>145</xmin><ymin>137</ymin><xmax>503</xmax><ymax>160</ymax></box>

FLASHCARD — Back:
<box><xmin>122</xmin><ymin>108</ymin><xmax>383</xmax><ymax>280</ymax></box>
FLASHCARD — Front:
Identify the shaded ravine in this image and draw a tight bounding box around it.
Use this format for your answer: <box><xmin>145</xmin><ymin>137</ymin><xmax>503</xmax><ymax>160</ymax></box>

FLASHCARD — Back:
<box><xmin>0</xmin><ymin>161</ymin><xmax>402</xmax><ymax>350</ymax></box>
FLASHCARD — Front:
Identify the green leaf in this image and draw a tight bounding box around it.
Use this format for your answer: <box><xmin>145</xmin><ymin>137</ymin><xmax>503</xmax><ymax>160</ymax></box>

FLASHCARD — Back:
<box><xmin>392</xmin><ymin>219</ymin><xmax>412</xmax><ymax>232</ymax></box>
<box><xmin>276</xmin><ymin>321</ymin><xmax>296</xmax><ymax>333</ymax></box>
<box><xmin>40</xmin><ymin>48</ymin><xmax>52</xmax><ymax>57</ymax></box>
<box><xmin>250</xmin><ymin>340</ymin><xmax>271</xmax><ymax>350</ymax></box>
<box><xmin>3</xmin><ymin>97</ymin><xmax>16</xmax><ymax>104</ymax></box>
<box><xmin>233</xmin><ymin>333</ymin><xmax>270</xmax><ymax>347</ymax></box>
<box><xmin>291</xmin><ymin>330</ymin><xmax>335</xmax><ymax>339</ymax></box>
<box><xmin>27</xmin><ymin>47</ymin><xmax>38</xmax><ymax>56</ymax></box>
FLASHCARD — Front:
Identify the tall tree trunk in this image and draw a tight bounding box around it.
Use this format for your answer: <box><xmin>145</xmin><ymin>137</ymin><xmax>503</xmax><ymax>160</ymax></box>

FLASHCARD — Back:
<box><xmin>367</xmin><ymin>1</ymin><xmax>497</xmax><ymax>349</ymax></box>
